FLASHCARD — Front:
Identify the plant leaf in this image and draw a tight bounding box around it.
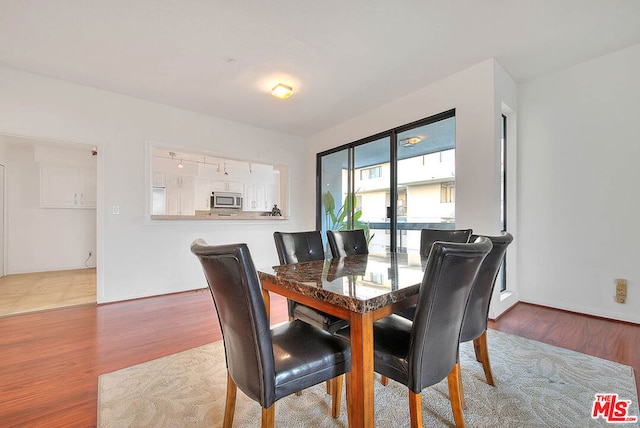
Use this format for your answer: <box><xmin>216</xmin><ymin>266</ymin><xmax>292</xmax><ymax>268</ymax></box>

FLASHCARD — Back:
<box><xmin>322</xmin><ymin>191</ymin><xmax>335</xmax><ymax>215</ymax></box>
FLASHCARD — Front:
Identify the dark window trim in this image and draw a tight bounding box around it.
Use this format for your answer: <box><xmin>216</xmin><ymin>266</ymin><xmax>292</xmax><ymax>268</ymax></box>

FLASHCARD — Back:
<box><xmin>501</xmin><ymin>113</ymin><xmax>508</xmax><ymax>231</ymax></box>
<box><xmin>500</xmin><ymin>113</ymin><xmax>508</xmax><ymax>292</ymax></box>
<box><xmin>316</xmin><ymin>109</ymin><xmax>455</xmax><ymax>158</ymax></box>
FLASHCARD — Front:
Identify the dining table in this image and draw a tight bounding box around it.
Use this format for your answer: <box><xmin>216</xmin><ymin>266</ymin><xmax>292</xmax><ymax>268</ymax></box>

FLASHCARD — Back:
<box><xmin>257</xmin><ymin>252</ymin><xmax>427</xmax><ymax>428</ymax></box>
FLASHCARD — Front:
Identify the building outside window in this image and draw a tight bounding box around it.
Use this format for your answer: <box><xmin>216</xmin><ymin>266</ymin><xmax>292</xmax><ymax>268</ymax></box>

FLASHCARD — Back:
<box><xmin>360</xmin><ymin>166</ymin><xmax>381</xmax><ymax>180</ymax></box>
<box><xmin>440</xmin><ymin>181</ymin><xmax>455</xmax><ymax>203</ymax></box>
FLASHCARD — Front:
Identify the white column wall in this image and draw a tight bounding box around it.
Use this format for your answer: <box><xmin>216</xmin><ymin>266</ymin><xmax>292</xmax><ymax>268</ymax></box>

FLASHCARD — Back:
<box><xmin>518</xmin><ymin>43</ymin><xmax>640</xmax><ymax>323</ymax></box>
<box><xmin>0</xmin><ymin>66</ymin><xmax>308</xmax><ymax>303</ymax></box>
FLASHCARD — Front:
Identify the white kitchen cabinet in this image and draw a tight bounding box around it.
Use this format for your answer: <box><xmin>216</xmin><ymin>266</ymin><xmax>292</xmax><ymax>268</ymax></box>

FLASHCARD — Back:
<box><xmin>164</xmin><ymin>173</ymin><xmax>195</xmax><ymax>215</ymax></box>
<box><xmin>40</xmin><ymin>164</ymin><xmax>96</xmax><ymax>209</ymax></box>
<box><xmin>243</xmin><ymin>183</ymin><xmax>257</xmax><ymax>211</ymax></box>
<box><xmin>166</xmin><ymin>189</ymin><xmax>194</xmax><ymax>215</ymax></box>
<box><xmin>165</xmin><ymin>174</ymin><xmax>194</xmax><ymax>190</ymax></box>
<box><xmin>194</xmin><ymin>178</ymin><xmax>213</xmax><ymax>211</ymax></box>
<box><xmin>243</xmin><ymin>181</ymin><xmax>280</xmax><ymax>212</ymax></box>
<box><xmin>211</xmin><ymin>180</ymin><xmax>243</xmax><ymax>193</ymax></box>
<box><xmin>152</xmin><ymin>172</ymin><xmax>165</xmax><ymax>187</ymax></box>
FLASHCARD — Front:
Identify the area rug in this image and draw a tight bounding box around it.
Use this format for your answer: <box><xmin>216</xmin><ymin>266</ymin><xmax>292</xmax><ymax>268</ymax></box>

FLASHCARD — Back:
<box><xmin>98</xmin><ymin>330</ymin><xmax>639</xmax><ymax>427</ymax></box>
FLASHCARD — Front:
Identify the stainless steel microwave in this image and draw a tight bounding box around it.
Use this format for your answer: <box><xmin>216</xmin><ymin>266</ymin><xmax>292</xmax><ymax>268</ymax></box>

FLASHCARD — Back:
<box><xmin>211</xmin><ymin>192</ymin><xmax>242</xmax><ymax>209</ymax></box>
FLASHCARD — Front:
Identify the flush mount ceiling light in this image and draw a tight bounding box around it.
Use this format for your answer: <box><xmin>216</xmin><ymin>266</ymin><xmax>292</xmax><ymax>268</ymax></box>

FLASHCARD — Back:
<box><xmin>400</xmin><ymin>136</ymin><xmax>422</xmax><ymax>148</ymax></box>
<box><xmin>271</xmin><ymin>83</ymin><xmax>293</xmax><ymax>99</ymax></box>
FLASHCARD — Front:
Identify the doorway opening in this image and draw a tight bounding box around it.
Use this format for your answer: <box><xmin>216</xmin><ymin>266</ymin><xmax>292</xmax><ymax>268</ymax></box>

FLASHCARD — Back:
<box><xmin>0</xmin><ymin>134</ymin><xmax>97</xmax><ymax>317</ymax></box>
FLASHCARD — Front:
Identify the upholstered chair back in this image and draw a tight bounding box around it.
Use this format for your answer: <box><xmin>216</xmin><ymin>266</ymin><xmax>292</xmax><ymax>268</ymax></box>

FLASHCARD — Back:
<box><xmin>460</xmin><ymin>233</ymin><xmax>514</xmax><ymax>343</ymax></box>
<box><xmin>419</xmin><ymin>228</ymin><xmax>473</xmax><ymax>257</ymax></box>
<box><xmin>190</xmin><ymin>241</ymin><xmax>276</xmax><ymax>407</ymax></box>
<box><xmin>327</xmin><ymin>229</ymin><xmax>369</xmax><ymax>258</ymax></box>
<box><xmin>273</xmin><ymin>231</ymin><xmax>325</xmax><ymax>264</ymax></box>
<box><xmin>407</xmin><ymin>237</ymin><xmax>491</xmax><ymax>392</ymax></box>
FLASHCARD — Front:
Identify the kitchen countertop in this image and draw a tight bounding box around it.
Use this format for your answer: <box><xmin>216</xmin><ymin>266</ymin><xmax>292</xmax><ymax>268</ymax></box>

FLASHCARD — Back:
<box><xmin>151</xmin><ymin>213</ymin><xmax>288</xmax><ymax>220</ymax></box>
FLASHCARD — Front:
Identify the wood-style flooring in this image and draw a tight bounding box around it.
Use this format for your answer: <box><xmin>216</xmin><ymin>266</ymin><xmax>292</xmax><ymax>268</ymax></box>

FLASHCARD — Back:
<box><xmin>0</xmin><ymin>268</ymin><xmax>96</xmax><ymax>317</ymax></box>
<box><xmin>0</xmin><ymin>290</ymin><xmax>637</xmax><ymax>427</ymax></box>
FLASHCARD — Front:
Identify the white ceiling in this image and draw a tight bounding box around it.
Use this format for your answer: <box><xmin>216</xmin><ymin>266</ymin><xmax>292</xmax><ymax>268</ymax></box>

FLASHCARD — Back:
<box><xmin>1</xmin><ymin>1</ymin><xmax>639</xmax><ymax>137</ymax></box>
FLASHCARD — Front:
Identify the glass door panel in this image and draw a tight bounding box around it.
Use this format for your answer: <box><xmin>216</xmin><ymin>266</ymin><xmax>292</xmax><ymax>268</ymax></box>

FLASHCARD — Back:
<box><xmin>319</xmin><ymin>148</ymin><xmax>349</xmax><ymax>247</ymax></box>
<box><xmin>354</xmin><ymin>137</ymin><xmax>390</xmax><ymax>254</ymax></box>
<box><xmin>396</xmin><ymin>116</ymin><xmax>456</xmax><ymax>255</ymax></box>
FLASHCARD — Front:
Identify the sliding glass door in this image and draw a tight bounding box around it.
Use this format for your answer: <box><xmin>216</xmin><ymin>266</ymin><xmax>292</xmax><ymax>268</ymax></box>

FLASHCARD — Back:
<box><xmin>317</xmin><ymin>110</ymin><xmax>456</xmax><ymax>254</ymax></box>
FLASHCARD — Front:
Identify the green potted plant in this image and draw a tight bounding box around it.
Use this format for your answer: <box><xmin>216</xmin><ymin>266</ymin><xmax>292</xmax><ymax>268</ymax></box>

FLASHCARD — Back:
<box><xmin>322</xmin><ymin>191</ymin><xmax>372</xmax><ymax>242</ymax></box>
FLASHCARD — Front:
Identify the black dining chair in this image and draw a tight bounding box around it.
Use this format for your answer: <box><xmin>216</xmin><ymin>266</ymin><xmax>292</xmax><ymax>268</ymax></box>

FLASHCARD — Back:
<box><xmin>336</xmin><ymin>238</ymin><xmax>492</xmax><ymax>428</ymax></box>
<box><xmin>191</xmin><ymin>240</ymin><xmax>351</xmax><ymax>426</ymax></box>
<box><xmin>419</xmin><ymin>228</ymin><xmax>473</xmax><ymax>257</ymax></box>
<box><xmin>273</xmin><ymin>231</ymin><xmax>349</xmax><ymax>334</ymax></box>
<box><xmin>326</xmin><ymin>229</ymin><xmax>369</xmax><ymax>258</ymax></box>
<box><xmin>456</xmin><ymin>233</ymin><xmax>513</xmax><ymax>408</ymax></box>
<box><xmin>387</xmin><ymin>227</ymin><xmax>474</xmax><ymax>386</ymax></box>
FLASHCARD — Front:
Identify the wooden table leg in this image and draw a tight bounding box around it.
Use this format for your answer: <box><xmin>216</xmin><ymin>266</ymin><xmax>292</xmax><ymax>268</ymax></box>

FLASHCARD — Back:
<box><xmin>348</xmin><ymin>311</ymin><xmax>374</xmax><ymax>428</ymax></box>
<box><xmin>262</xmin><ymin>289</ymin><xmax>271</xmax><ymax>321</ymax></box>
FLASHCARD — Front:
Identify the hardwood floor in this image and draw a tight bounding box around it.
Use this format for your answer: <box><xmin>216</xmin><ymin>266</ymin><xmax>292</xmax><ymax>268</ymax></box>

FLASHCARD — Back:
<box><xmin>0</xmin><ymin>290</ymin><xmax>637</xmax><ymax>427</ymax></box>
<box><xmin>489</xmin><ymin>303</ymin><xmax>640</xmax><ymax>390</ymax></box>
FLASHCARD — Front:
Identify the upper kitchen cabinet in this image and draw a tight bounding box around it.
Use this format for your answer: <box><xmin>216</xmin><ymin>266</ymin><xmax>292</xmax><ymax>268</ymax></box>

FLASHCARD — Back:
<box><xmin>37</xmin><ymin>146</ymin><xmax>97</xmax><ymax>209</ymax></box>
<box><xmin>243</xmin><ymin>167</ymin><xmax>281</xmax><ymax>212</ymax></box>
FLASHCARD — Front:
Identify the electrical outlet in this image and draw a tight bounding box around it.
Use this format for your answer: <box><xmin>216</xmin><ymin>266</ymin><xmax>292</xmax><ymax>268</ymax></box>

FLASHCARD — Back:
<box><xmin>615</xmin><ymin>278</ymin><xmax>627</xmax><ymax>304</ymax></box>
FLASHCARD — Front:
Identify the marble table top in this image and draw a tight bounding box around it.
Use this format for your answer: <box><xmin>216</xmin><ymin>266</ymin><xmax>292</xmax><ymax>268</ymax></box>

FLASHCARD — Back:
<box><xmin>257</xmin><ymin>253</ymin><xmax>426</xmax><ymax>314</ymax></box>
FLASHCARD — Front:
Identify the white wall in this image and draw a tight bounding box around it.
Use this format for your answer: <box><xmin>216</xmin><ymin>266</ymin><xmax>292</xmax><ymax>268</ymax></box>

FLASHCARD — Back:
<box><xmin>0</xmin><ymin>140</ymin><xmax>6</xmax><ymax>277</ymax></box>
<box><xmin>4</xmin><ymin>143</ymin><xmax>97</xmax><ymax>273</ymax></box>
<box><xmin>305</xmin><ymin>60</ymin><xmax>518</xmax><ymax>317</ymax></box>
<box><xmin>306</xmin><ymin>60</ymin><xmax>499</xmax><ymax>232</ymax></box>
<box><xmin>0</xmin><ymin>66</ymin><xmax>307</xmax><ymax>303</ymax></box>
<box><xmin>518</xmin><ymin>43</ymin><xmax>640</xmax><ymax>323</ymax></box>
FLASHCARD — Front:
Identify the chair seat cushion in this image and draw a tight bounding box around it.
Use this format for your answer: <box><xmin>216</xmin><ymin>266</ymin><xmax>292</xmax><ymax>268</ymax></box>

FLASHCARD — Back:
<box><xmin>395</xmin><ymin>306</ymin><xmax>416</xmax><ymax>321</ymax></box>
<box><xmin>293</xmin><ymin>304</ymin><xmax>349</xmax><ymax>334</ymax></box>
<box><xmin>335</xmin><ymin>314</ymin><xmax>412</xmax><ymax>385</ymax></box>
<box><xmin>272</xmin><ymin>320</ymin><xmax>351</xmax><ymax>400</ymax></box>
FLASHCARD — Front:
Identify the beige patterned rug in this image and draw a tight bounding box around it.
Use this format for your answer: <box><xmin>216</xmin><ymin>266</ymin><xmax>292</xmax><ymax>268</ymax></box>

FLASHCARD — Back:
<box><xmin>98</xmin><ymin>330</ymin><xmax>639</xmax><ymax>427</ymax></box>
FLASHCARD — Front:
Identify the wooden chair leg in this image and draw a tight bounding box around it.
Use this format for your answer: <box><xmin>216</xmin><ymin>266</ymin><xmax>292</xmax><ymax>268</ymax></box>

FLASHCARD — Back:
<box><xmin>381</xmin><ymin>375</ymin><xmax>389</xmax><ymax>386</ymax></box>
<box><xmin>447</xmin><ymin>364</ymin><xmax>466</xmax><ymax>428</ymax></box>
<box><xmin>456</xmin><ymin>360</ymin><xmax>467</xmax><ymax>409</ymax></box>
<box><xmin>346</xmin><ymin>372</ymin><xmax>352</xmax><ymax>427</ymax></box>
<box><xmin>331</xmin><ymin>375</ymin><xmax>344</xmax><ymax>418</ymax></box>
<box><xmin>261</xmin><ymin>405</ymin><xmax>275</xmax><ymax>428</ymax></box>
<box><xmin>326</xmin><ymin>379</ymin><xmax>332</xmax><ymax>394</ymax></box>
<box><xmin>223</xmin><ymin>372</ymin><xmax>237</xmax><ymax>428</ymax></box>
<box><xmin>408</xmin><ymin>390</ymin><xmax>423</xmax><ymax>428</ymax></box>
<box><xmin>474</xmin><ymin>330</ymin><xmax>495</xmax><ymax>386</ymax></box>
<box><xmin>473</xmin><ymin>336</ymin><xmax>482</xmax><ymax>362</ymax></box>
